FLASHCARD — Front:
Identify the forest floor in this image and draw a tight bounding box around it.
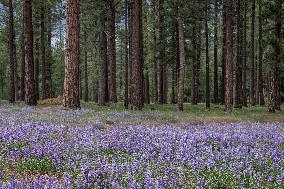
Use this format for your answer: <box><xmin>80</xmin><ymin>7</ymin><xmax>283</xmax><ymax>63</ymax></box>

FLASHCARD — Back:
<box><xmin>0</xmin><ymin>100</ymin><xmax>283</xmax><ymax>188</ymax></box>
<box><xmin>1</xmin><ymin>100</ymin><xmax>283</xmax><ymax>127</ymax></box>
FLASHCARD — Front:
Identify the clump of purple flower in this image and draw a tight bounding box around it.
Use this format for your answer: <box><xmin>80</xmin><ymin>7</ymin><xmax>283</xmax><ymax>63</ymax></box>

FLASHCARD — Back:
<box><xmin>0</xmin><ymin>120</ymin><xmax>283</xmax><ymax>188</ymax></box>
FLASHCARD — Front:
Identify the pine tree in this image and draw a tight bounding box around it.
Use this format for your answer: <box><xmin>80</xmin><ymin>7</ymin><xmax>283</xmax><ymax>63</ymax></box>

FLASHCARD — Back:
<box><xmin>23</xmin><ymin>0</ymin><xmax>37</xmax><ymax>106</ymax></box>
<box><xmin>224</xmin><ymin>0</ymin><xmax>233</xmax><ymax>112</ymax></box>
<box><xmin>63</xmin><ymin>0</ymin><xmax>80</xmax><ymax>109</ymax></box>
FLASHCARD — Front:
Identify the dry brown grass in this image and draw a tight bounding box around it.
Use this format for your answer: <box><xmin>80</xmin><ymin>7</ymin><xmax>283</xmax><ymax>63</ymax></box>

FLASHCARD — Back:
<box><xmin>38</xmin><ymin>96</ymin><xmax>64</xmax><ymax>106</ymax></box>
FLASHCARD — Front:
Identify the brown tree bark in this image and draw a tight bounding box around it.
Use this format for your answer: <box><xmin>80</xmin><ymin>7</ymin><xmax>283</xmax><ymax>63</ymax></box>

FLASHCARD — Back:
<box><xmin>84</xmin><ymin>31</ymin><xmax>89</xmax><ymax>102</ymax></box>
<box><xmin>177</xmin><ymin>17</ymin><xmax>185</xmax><ymax>112</ymax></box>
<box><xmin>24</xmin><ymin>0</ymin><xmax>37</xmax><ymax>106</ymax></box>
<box><xmin>205</xmin><ymin>2</ymin><xmax>210</xmax><ymax>109</ymax></box>
<box><xmin>157</xmin><ymin>0</ymin><xmax>165</xmax><ymax>104</ymax></box>
<box><xmin>171</xmin><ymin>18</ymin><xmax>179</xmax><ymax>105</ymax></box>
<box><xmin>258</xmin><ymin>0</ymin><xmax>264</xmax><ymax>106</ymax></box>
<box><xmin>109</xmin><ymin>0</ymin><xmax>117</xmax><ymax>103</ymax></box>
<box><xmin>8</xmin><ymin>0</ymin><xmax>15</xmax><ymax>103</ymax></box>
<box><xmin>234</xmin><ymin>0</ymin><xmax>243</xmax><ymax>108</ymax></box>
<box><xmin>243</xmin><ymin>0</ymin><xmax>248</xmax><ymax>107</ymax></box>
<box><xmin>124</xmin><ymin>0</ymin><xmax>129</xmax><ymax>109</ymax></box>
<box><xmin>93</xmin><ymin>80</ymin><xmax>99</xmax><ymax>103</ymax></box>
<box><xmin>98</xmin><ymin>7</ymin><xmax>109</xmax><ymax>106</ymax></box>
<box><xmin>144</xmin><ymin>72</ymin><xmax>150</xmax><ymax>104</ymax></box>
<box><xmin>268</xmin><ymin>69</ymin><xmax>276</xmax><ymax>113</ymax></box>
<box><xmin>224</xmin><ymin>0</ymin><xmax>233</xmax><ymax>112</ymax></box>
<box><xmin>220</xmin><ymin>0</ymin><xmax>226</xmax><ymax>105</ymax></box>
<box><xmin>20</xmin><ymin>21</ymin><xmax>25</xmax><ymax>101</ymax></box>
<box><xmin>213</xmin><ymin>0</ymin><xmax>219</xmax><ymax>104</ymax></box>
<box><xmin>34</xmin><ymin>10</ymin><xmax>40</xmax><ymax>100</ymax></box>
<box><xmin>250</xmin><ymin>0</ymin><xmax>256</xmax><ymax>106</ymax></box>
<box><xmin>40</xmin><ymin>6</ymin><xmax>48</xmax><ymax>99</ymax></box>
<box><xmin>191</xmin><ymin>23</ymin><xmax>199</xmax><ymax>105</ymax></box>
<box><xmin>130</xmin><ymin>0</ymin><xmax>143</xmax><ymax>110</ymax></box>
<box><xmin>46</xmin><ymin>10</ymin><xmax>52</xmax><ymax>98</ymax></box>
<box><xmin>63</xmin><ymin>0</ymin><xmax>80</xmax><ymax>109</ymax></box>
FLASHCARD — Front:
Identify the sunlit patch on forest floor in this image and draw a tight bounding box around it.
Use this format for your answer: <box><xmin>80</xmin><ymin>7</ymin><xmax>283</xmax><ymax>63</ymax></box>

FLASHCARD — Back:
<box><xmin>0</xmin><ymin>101</ymin><xmax>283</xmax><ymax>188</ymax></box>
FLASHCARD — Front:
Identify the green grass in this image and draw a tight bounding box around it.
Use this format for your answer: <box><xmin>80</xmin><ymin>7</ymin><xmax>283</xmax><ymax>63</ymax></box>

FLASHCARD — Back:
<box><xmin>81</xmin><ymin>102</ymin><xmax>284</xmax><ymax>124</ymax></box>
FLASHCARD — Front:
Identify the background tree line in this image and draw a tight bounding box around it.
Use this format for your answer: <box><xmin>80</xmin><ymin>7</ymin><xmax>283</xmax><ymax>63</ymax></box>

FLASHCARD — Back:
<box><xmin>0</xmin><ymin>0</ymin><xmax>283</xmax><ymax>112</ymax></box>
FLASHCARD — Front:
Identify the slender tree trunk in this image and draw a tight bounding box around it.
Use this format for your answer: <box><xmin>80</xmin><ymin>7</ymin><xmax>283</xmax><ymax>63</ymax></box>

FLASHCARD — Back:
<box><xmin>205</xmin><ymin>3</ymin><xmax>210</xmax><ymax>109</ymax></box>
<box><xmin>177</xmin><ymin>17</ymin><xmax>185</xmax><ymax>112</ymax></box>
<box><xmin>34</xmin><ymin>11</ymin><xmax>40</xmax><ymax>100</ymax></box>
<box><xmin>274</xmin><ymin>1</ymin><xmax>282</xmax><ymax>111</ymax></box>
<box><xmin>8</xmin><ymin>0</ymin><xmax>15</xmax><ymax>103</ymax></box>
<box><xmin>63</xmin><ymin>0</ymin><xmax>80</xmax><ymax>109</ymax></box>
<box><xmin>243</xmin><ymin>0</ymin><xmax>248</xmax><ymax>107</ymax></box>
<box><xmin>40</xmin><ymin>6</ymin><xmax>47</xmax><ymax>99</ymax></box>
<box><xmin>46</xmin><ymin>11</ymin><xmax>52</xmax><ymax>98</ymax></box>
<box><xmin>268</xmin><ymin>69</ymin><xmax>276</xmax><ymax>113</ymax></box>
<box><xmin>124</xmin><ymin>0</ymin><xmax>129</xmax><ymax>109</ymax></box>
<box><xmin>235</xmin><ymin>0</ymin><xmax>243</xmax><ymax>108</ymax></box>
<box><xmin>128</xmin><ymin>3</ymin><xmax>133</xmax><ymax>105</ymax></box>
<box><xmin>250</xmin><ymin>0</ymin><xmax>256</xmax><ymax>106</ymax></box>
<box><xmin>154</xmin><ymin>27</ymin><xmax>158</xmax><ymax>103</ymax></box>
<box><xmin>20</xmin><ymin>21</ymin><xmax>25</xmax><ymax>101</ymax></box>
<box><xmin>130</xmin><ymin>0</ymin><xmax>143</xmax><ymax>110</ymax></box>
<box><xmin>24</xmin><ymin>0</ymin><xmax>37</xmax><ymax>106</ymax></box>
<box><xmin>144</xmin><ymin>72</ymin><xmax>150</xmax><ymax>104</ymax></box>
<box><xmin>157</xmin><ymin>0</ymin><xmax>165</xmax><ymax>104</ymax></box>
<box><xmin>224</xmin><ymin>0</ymin><xmax>233</xmax><ymax>112</ymax></box>
<box><xmin>220</xmin><ymin>0</ymin><xmax>226</xmax><ymax>105</ymax></box>
<box><xmin>109</xmin><ymin>0</ymin><xmax>117</xmax><ymax>103</ymax></box>
<box><xmin>93</xmin><ymin>80</ymin><xmax>98</xmax><ymax>103</ymax></box>
<box><xmin>191</xmin><ymin>23</ymin><xmax>199</xmax><ymax>105</ymax></box>
<box><xmin>258</xmin><ymin>0</ymin><xmax>264</xmax><ymax>106</ymax></box>
<box><xmin>213</xmin><ymin>0</ymin><xmax>219</xmax><ymax>104</ymax></box>
<box><xmin>172</xmin><ymin>18</ymin><xmax>179</xmax><ymax>105</ymax></box>
<box><xmin>84</xmin><ymin>31</ymin><xmax>89</xmax><ymax>102</ymax></box>
<box><xmin>98</xmin><ymin>7</ymin><xmax>108</xmax><ymax>106</ymax></box>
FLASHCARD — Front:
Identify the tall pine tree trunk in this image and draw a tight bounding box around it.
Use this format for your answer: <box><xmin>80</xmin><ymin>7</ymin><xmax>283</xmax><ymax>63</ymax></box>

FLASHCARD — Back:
<box><xmin>213</xmin><ymin>0</ymin><xmax>219</xmax><ymax>104</ymax></box>
<box><xmin>124</xmin><ymin>0</ymin><xmax>129</xmax><ymax>109</ymax></box>
<box><xmin>205</xmin><ymin>2</ymin><xmax>210</xmax><ymax>109</ymax></box>
<box><xmin>191</xmin><ymin>23</ymin><xmax>199</xmax><ymax>105</ymax></box>
<box><xmin>268</xmin><ymin>69</ymin><xmax>276</xmax><ymax>112</ymax></box>
<box><xmin>224</xmin><ymin>0</ymin><xmax>233</xmax><ymax>112</ymax></box>
<box><xmin>84</xmin><ymin>31</ymin><xmax>89</xmax><ymax>102</ymax></box>
<box><xmin>157</xmin><ymin>0</ymin><xmax>165</xmax><ymax>104</ymax></box>
<box><xmin>258</xmin><ymin>0</ymin><xmax>264</xmax><ymax>106</ymax></box>
<box><xmin>243</xmin><ymin>0</ymin><xmax>248</xmax><ymax>106</ymax></box>
<box><xmin>34</xmin><ymin>10</ymin><xmax>40</xmax><ymax>100</ymax></box>
<box><xmin>63</xmin><ymin>0</ymin><xmax>80</xmax><ymax>109</ymax></box>
<box><xmin>8</xmin><ymin>0</ymin><xmax>15</xmax><ymax>103</ymax></box>
<box><xmin>250</xmin><ymin>0</ymin><xmax>256</xmax><ymax>106</ymax></box>
<box><xmin>220</xmin><ymin>0</ymin><xmax>226</xmax><ymax>105</ymax></box>
<box><xmin>46</xmin><ymin>11</ymin><xmax>52</xmax><ymax>98</ymax></box>
<box><xmin>177</xmin><ymin>17</ymin><xmax>185</xmax><ymax>112</ymax></box>
<box><xmin>130</xmin><ymin>0</ymin><xmax>143</xmax><ymax>110</ymax></box>
<box><xmin>20</xmin><ymin>19</ymin><xmax>25</xmax><ymax>101</ymax></box>
<box><xmin>24</xmin><ymin>0</ymin><xmax>36</xmax><ymax>105</ymax></box>
<box><xmin>109</xmin><ymin>0</ymin><xmax>117</xmax><ymax>103</ymax></box>
<box><xmin>235</xmin><ymin>0</ymin><xmax>243</xmax><ymax>108</ymax></box>
<box><xmin>40</xmin><ymin>6</ymin><xmax>47</xmax><ymax>99</ymax></box>
<box><xmin>98</xmin><ymin>7</ymin><xmax>108</xmax><ymax>106</ymax></box>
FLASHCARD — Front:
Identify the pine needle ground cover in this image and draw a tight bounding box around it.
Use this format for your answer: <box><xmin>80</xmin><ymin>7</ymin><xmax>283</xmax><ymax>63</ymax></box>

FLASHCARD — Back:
<box><xmin>0</xmin><ymin>103</ymin><xmax>283</xmax><ymax>188</ymax></box>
